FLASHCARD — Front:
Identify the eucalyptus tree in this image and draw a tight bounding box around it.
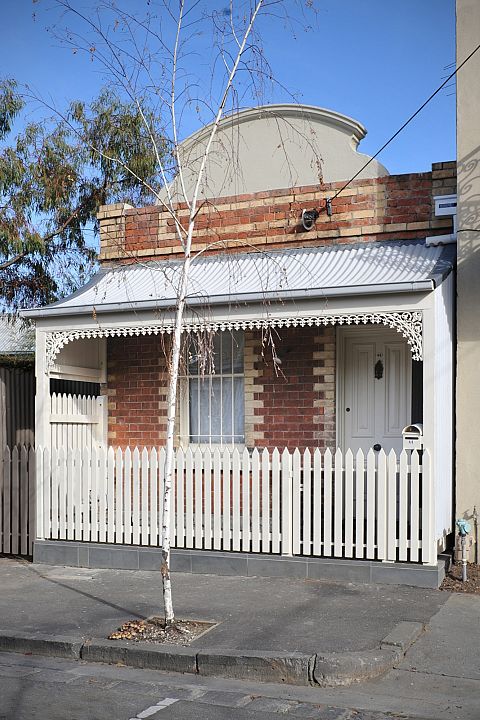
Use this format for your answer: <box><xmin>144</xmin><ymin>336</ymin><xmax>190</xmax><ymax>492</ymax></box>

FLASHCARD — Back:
<box><xmin>0</xmin><ymin>79</ymin><xmax>166</xmax><ymax>309</ymax></box>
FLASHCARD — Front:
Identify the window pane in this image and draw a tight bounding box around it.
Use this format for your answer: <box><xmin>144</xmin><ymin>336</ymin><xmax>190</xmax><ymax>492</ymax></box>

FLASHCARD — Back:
<box><xmin>220</xmin><ymin>333</ymin><xmax>232</xmax><ymax>373</ymax></box>
<box><xmin>199</xmin><ymin>378</ymin><xmax>211</xmax><ymax>440</ymax></box>
<box><xmin>210</xmin><ymin>378</ymin><xmax>222</xmax><ymax>443</ymax></box>
<box><xmin>232</xmin><ymin>331</ymin><xmax>244</xmax><ymax>373</ymax></box>
<box><xmin>222</xmin><ymin>377</ymin><xmax>233</xmax><ymax>439</ymax></box>
<box><xmin>189</xmin><ymin>378</ymin><xmax>199</xmax><ymax>437</ymax></box>
<box><xmin>212</xmin><ymin>333</ymin><xmax>222</xmax><ymax>374</ymax></box>
<box><xmin>234</xmin><ymin>377</ymin><xmax>244</xmax><ymax>441</ymax></box>
<box><xmin>186</xmin><ymin>338</ymin><xmax>199</xmax><ymax>374</ymax></box>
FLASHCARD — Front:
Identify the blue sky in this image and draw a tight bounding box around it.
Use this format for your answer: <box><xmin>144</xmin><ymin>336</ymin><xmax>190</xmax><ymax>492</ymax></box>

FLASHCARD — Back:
<box><xmin>1</xmin><ymin>0</ymin><xmax>456</xmax><ymax>175</ymax></box>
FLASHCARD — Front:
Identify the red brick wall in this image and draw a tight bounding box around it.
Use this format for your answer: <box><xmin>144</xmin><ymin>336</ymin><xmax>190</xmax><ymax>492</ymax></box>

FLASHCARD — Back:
<box><xmin>250</xmin><ymin>327</ymin><xmax>336</xmax><ymax>451</ymax></box>
<box><xmin>107</xmin><ymin>327</ymin><xmax>336</xmax><ymax>450</ymax></box>
<box><xmin>107</xmin><ymin>335</ymin><xmax>169</xmax><ymax>447</ymax></box>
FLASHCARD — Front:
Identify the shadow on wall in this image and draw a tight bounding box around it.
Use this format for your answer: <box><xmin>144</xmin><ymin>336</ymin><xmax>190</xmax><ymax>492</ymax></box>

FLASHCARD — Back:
<box><xmin>457</xmin><ymin>144</ymin><xmax>480</xmax><ymax>345</ymax></box>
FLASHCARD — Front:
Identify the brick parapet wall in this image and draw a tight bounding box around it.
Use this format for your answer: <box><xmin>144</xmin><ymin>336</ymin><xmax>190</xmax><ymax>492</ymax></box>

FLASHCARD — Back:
<box><xmin>99</xmin><ymin>164</ymin><xmax>457</xmax><ymax>263</ymax></box>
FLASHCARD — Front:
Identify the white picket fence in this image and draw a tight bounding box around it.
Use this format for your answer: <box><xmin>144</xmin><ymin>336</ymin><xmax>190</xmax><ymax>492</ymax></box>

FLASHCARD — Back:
<box><xmin>31</xmin><ymin>446</ymin><xmax>436</xmax><ymax>565</ymax></box>
<box><xmin>0</xmin><ymin>446</ymin><xmax>36</xmax><ymax>555</ymax></box>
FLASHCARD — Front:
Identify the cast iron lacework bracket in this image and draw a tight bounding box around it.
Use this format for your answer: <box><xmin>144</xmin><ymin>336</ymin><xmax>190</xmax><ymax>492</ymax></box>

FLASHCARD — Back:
<box><xmin>44</xmin><ymin>310</ymin><xmax>423</xmax><ymax>372</ymax></box>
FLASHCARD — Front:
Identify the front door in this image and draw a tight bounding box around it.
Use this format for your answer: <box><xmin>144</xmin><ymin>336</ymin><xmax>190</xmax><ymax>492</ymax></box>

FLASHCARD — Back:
<box><xmin>341</xmin><ymin>329</ymin><xmax>411</xmax><ymax>455</ymax></box>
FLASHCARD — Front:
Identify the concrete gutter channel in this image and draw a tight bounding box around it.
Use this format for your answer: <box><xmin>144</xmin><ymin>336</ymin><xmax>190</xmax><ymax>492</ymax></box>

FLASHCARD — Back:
<box><xmin>0</xmin><ymin>620</ymin><xmax>424</xmax><ymax>687</ymax></box>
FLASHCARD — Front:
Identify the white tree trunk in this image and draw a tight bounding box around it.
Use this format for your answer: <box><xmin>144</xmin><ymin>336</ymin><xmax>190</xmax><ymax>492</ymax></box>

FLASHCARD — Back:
<box><xmin>160</xmin><ymin>0</ymin><xmax>265</xmax><ymax>625</ymax></box>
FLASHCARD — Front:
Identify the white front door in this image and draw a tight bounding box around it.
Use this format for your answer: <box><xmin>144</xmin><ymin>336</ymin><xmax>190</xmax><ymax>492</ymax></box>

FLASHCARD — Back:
<box><xmin>340</xmin><ymin>329</ymin><xmax>411</xmax><ymax>454</ymax></box>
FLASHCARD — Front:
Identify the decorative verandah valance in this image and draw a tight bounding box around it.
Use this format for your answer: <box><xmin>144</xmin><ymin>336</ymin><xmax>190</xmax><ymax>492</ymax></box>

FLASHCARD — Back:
<box><xmin>44</xmin><ymin>310</ymin><xmax>423</xmax><ymax>371</ymax></box>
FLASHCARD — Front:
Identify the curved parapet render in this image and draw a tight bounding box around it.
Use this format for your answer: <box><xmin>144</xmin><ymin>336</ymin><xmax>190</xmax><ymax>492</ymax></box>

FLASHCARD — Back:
<box><xmin>162</xmin><ymin>104</ymin><xmax>389</xmax><ymax>202</ymax></box>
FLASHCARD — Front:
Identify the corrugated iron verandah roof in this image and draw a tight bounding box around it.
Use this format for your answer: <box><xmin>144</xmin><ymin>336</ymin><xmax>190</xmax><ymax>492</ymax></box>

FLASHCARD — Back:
<box><xmin>26</xmin><ymin>240</ymin><xmax>455</xmax><ymax>369</ymax></box>
<box><xmin>24</xmin><ymin>240</ymin><xmax>454</xmax><ymax>318</ymax></box>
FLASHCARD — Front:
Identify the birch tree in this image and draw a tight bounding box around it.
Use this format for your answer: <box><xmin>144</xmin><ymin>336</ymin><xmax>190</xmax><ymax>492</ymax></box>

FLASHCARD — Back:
<box><xmin>48</xmin><ymin>0</ymin><xmax>318</xmax><ymax>626</ymax></box>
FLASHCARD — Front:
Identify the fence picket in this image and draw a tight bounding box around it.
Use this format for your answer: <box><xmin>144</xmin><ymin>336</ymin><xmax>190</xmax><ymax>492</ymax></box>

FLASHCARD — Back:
<box><xmin>281</xmin><ymin>448</ymin><xmax>292</xmax><ymax>556</ymax></box>
<box><xmin>213</xmin><ymin>449</ymin><xmax>221</xmax><ymax>550</ymax></box>
<box><xmin>131</xmin><ymin>448</ymin><xmax>140</xmax><ymax>545</ymax></box>
<box><xmin>312</xmin><ymin>449</ymin><xmax>322</xmax><ymax>556</ymax></box>
<box><xmin>140</xmin><ymin>448</ymin><xmax>149</xmax><ymax>546</ymax></box>
<box><xmin>323</xmin><ymin>449</ymin><xmax>332</xmax><ymax>557</ymax></box>
<box><xmin>292</xmin><ymin>449</ymin><xmax>301</xmax><ymax>556</ymax></box>
<box><xmin>232</xmin><ymin>449</ymin><xmax>240</xmax><ymax>551</ymax></box>
<box><xmin>81</xmin><ymin>448</ymin><xmax>91</xmax><ymax>542</ymax></box>
<box><xmin>241</xmin><ymin>449</ymin><xmax>250</xmax><ymax>552</ymax></box>
<box><xmin>176</xmin><ymin>449</ymin><xmax>185</xmax><ymax>548</ymax></box>
<box><xmin>20</xmin><ymin>447</ymin><xmax>29</xmax><ymax>555</ymax></box>
<box><xmin>107</xmin><ymin>447</ymin><xmax>116</xmax><ymax>543</ymax></box>
<box><xmin>150</xmin><ymin>448</ymin><xmax>158</xmax><ymax>547</ymax></box>
<box><xmin>251</xmin><ymin>449</ymin><xmax>260</xmax><ymax>553</ymax></box>
<box><xmin>115</xmin><ymin>448</ymin><xmax>124</xmax><ymax>544</ymax></box>
<box><xmin>387</xmin><ymin>450</ymin><xmax>397</xmax><ymax>562</ymax></box>
<box><xmin>11</xmin><ymin>448</ymin><xmax>19</xmax><ymax>553</ymax></box>
<box><xmin>271</xmin><ymin>449</ymin><xmax>280</xmax><ymax>554</ymax></box>
<box><xmin>74</xmin><ymin>448</ymin><xmax>82</xmax><ymax>540</ymax></box>
<box><xmin>158</xmin><ymin>447</ymin><xmax>165</xmax><ymax>545</ymax></box>
<box><xmin>377</xmin><ymin>450</ymin><xmax>387</xmax><ymax>560</ymax></box>
<box><xmin>399</xmin><ymin>450</ymin><xmax>408</xmax><ymax>562</ymax></box>
<box><xmin>43</xmin><ymin>449</ymin><xmax>51</xmax><ymax>542</ymax></box>
<box><xmin>203</xmin><ymin>448</ymin><xmax>212</xmax><ymax>549</ymax></box>
<box><xmin>344</xmin><ymin>449</ymin><xmax>354</xmax><ymax>558</ymax></box>
<box><xmin>194</xmin><ymin>448</ymin><xmax>203</xmax><ymax>549</ymax></box>
<box><xmin>366</xmin><ymin>450</ymin><xmax>376</xmax><ymax>559</ymax></box>
<box><xmin>185</xmin><ymin>449</ymin><xmax>194</xmax><ymax>548</ymax></box>
<box><xmin>28</xmin><ymin>446</ymin><xmax>36</xmax><ymax>553</ymax></box>
<box><xmin>333</xmin><ymin>449</ymin><xmax>343</xmax><ymax>557</ymax></box>
<box><xmin>57</xmin><ymin>446</ymin><xmax>68</xmax><ymax>540</ymax></box>
<box><xmin>410</xmin><ymin>450</ymin><xmax>420</xmax><ymax>562</ymax></box>
<box><xmin>302</xmin><ymin>449</ymin><xmax>312</xmax><ymax>557</ymax></box>
<box><xmin>123</xmin><ymin>447</ymin><xmax>133</xmax><ymax>545</ymax></box>
<box><xmin>97</xmin><ymin>446</ymin><xmax>107</xmax><ymax>543</ymax></box>
<box><xmin>3</xmin><ymin>447</ymin><xmax>11</xmax><ymax>553</ymax></box>
<box><xmin>51</xmin><ymin>448</ymin><xmax>60</xmax><ymax>540</ymax></box>
<box><xmin>223</xmin><ymin>449</ymin><xmax>232</xmax><ymax>551</ymax></box>
<box><xmin>261</xmin><ymin>449</ymin><xmax>270</xmax><ymax>553</ymax></box>
<box><xmin>355</xmin><ymin>449</ymin><xmax>365</xmax><ymax>559</ymax></box>
<box><xmin>91</xmin><ymin>447</ymin><xmax>99</xmax><ymax>542</ymax></box>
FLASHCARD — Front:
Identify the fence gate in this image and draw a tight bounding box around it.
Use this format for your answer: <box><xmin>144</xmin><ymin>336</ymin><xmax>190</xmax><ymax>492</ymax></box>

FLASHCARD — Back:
<box><xmin>49</xmin><ymin>393</ymin><xmax>107</xmax><ymax>452</ymax></box>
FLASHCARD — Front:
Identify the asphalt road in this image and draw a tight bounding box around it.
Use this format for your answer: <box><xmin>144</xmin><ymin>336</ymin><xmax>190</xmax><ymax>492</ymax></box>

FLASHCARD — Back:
<box><xmin>0</xmin><ymin>651</ymin><xmax>413</xmax><ymax>720</ymax></box>
<box><xmin>5</xmin><ymin>645</ymin><xmax>478</xmax><ymax>720</ymax></box>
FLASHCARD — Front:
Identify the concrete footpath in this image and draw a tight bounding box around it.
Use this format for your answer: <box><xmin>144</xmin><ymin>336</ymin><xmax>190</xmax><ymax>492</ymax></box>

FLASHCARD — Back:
<box><xmin>0</xmin><ymin>556</ymin><xmax>460</xmax><ymax>688</ymax></box>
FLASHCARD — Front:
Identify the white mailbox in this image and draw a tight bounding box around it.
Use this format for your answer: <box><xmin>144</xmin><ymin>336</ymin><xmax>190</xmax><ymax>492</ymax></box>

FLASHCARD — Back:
<box><xmin>402</xmin><ymin>423</ymin><xmax>424</xmax><ymax>450</ymax></box>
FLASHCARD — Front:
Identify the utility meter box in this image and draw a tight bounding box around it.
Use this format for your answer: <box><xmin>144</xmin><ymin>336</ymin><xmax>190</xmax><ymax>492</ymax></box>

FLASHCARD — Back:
<box><xmin>402</xmin><ymin>423</ymin><xmax>424</xmax><ymax>450</ymax></box>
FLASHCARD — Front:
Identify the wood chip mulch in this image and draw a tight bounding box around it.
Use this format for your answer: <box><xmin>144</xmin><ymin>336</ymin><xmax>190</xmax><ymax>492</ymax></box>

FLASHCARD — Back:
<box><xmin>108</xmin><ymin>618</ymin><xmax>215</xmax><ymax>645</ymax></box>
<box><xmin>440</xmin><ymin>562</ymin><xmax>480</xmax><ymax>594</ymax></box>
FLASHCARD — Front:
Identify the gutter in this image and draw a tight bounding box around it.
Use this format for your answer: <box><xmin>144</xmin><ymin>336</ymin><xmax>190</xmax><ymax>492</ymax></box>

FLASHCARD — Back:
<box><xmin>21</xmin><ymin>280</ymin><xmax>435</xmax><ymax>319</ymax></box>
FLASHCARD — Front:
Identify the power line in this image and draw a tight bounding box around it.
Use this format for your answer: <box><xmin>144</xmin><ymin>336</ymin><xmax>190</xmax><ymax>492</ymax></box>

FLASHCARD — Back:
<box><xmin>328</xmin><ymin>42</ymin><xmax>480</xmax><ymax>206</ymax></box>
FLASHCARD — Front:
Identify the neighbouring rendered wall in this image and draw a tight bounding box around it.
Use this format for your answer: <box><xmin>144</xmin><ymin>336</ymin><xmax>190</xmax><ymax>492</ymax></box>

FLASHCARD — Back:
<box><xmin>456</xmin><ymin>0</ymin><xmax>480</xmax><ymax>536</ymax></box>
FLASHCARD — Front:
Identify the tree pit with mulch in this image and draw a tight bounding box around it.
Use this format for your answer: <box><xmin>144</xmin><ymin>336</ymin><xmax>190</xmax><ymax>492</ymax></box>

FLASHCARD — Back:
<box><xmin>440</xmin><ymin>562</ymin><xmax>480</xmax><ymax>594</ymax></box>
<box><xmin>108</xmin><ymin>618</ymin><xmax>216</xmax><ymax>646</ymax></box>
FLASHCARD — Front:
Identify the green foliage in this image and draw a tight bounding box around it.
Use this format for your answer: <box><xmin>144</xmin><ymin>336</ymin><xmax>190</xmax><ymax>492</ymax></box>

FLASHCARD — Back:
<box><xmin>0</xmin><ymin>79</ymin><xmax>167</xmax><ymax>310</ymax></box>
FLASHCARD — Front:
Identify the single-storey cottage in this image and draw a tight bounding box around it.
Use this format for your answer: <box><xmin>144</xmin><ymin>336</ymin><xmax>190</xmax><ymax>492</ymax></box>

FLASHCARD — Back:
<box><xmin>24</xmin><ymin>106</ymin><xmax>457</xmax><ymax>584</ymax></box>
